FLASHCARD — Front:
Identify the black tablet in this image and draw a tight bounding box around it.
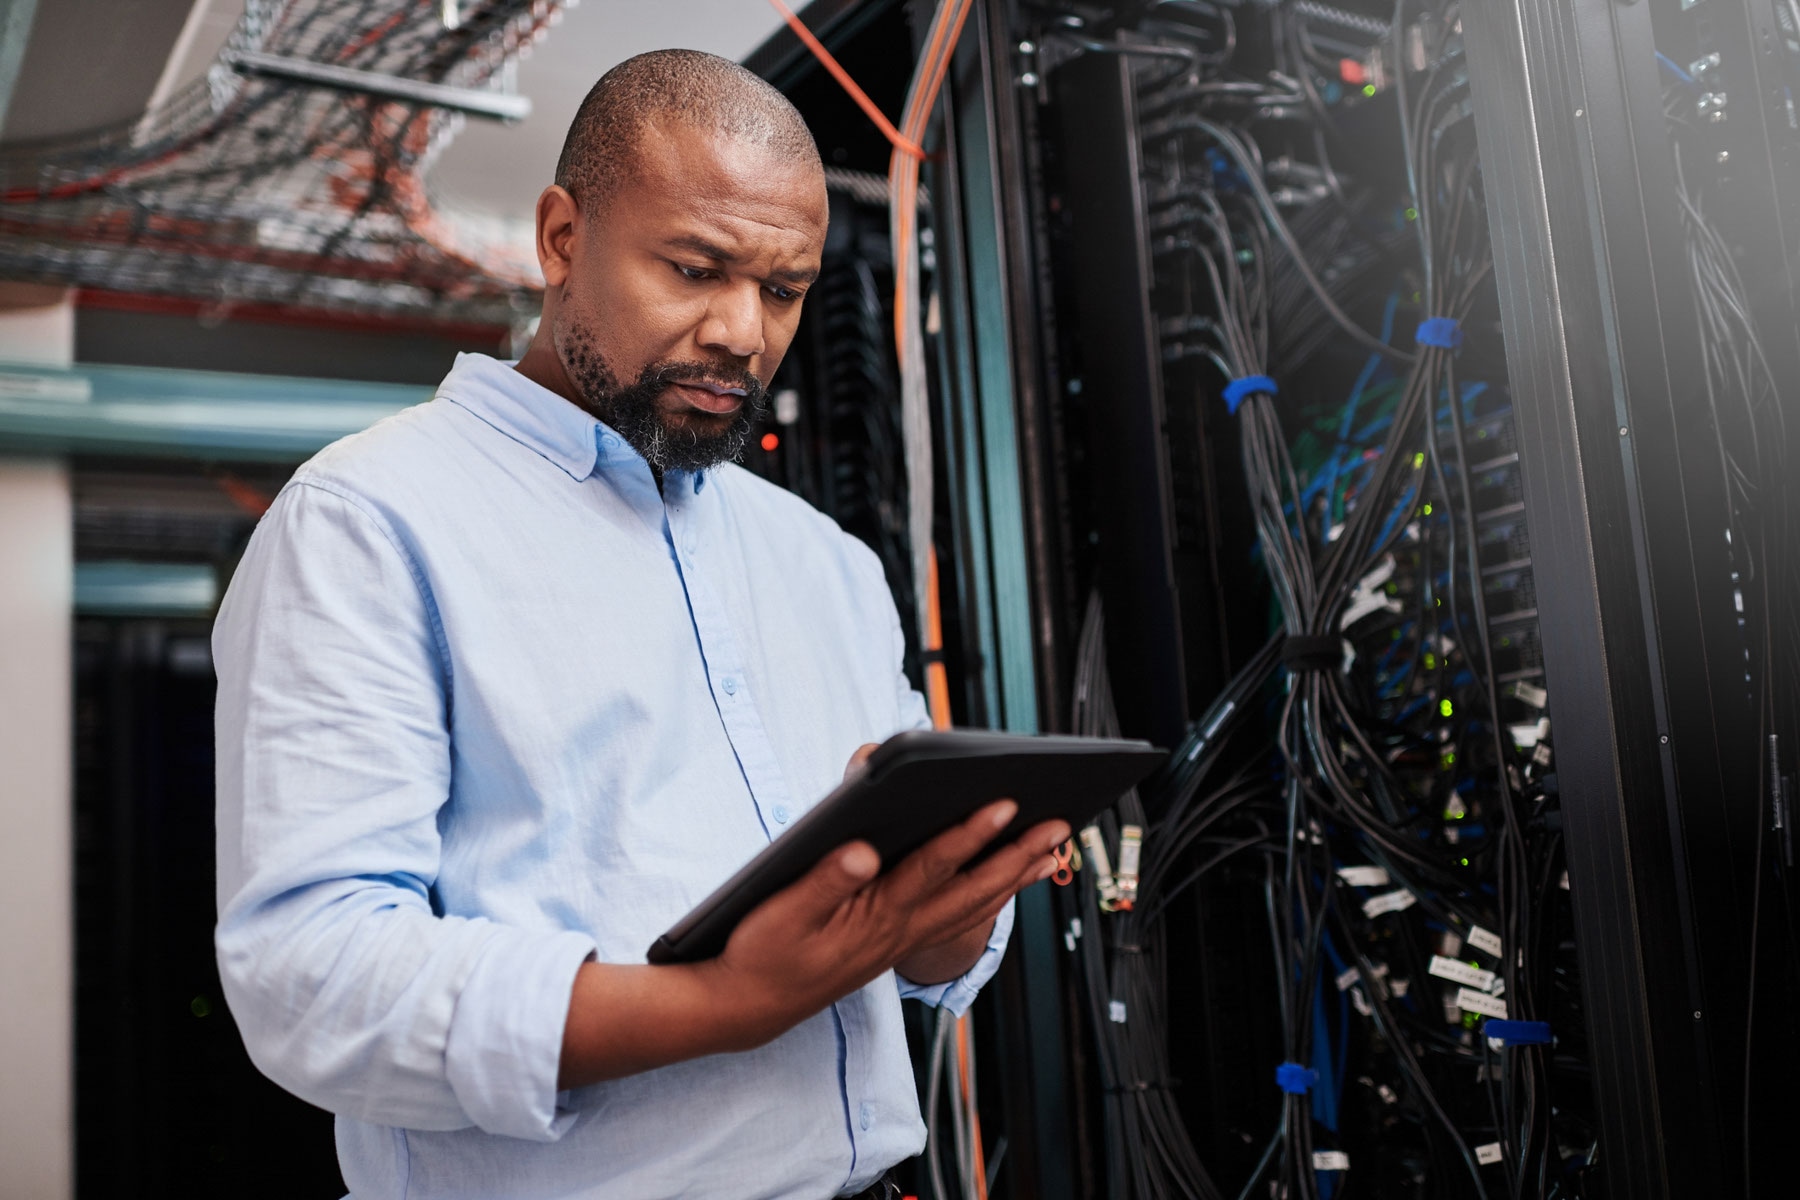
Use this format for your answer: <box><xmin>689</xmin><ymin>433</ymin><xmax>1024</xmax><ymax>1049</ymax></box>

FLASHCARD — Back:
<box><xmin>646</xmin><ymin>729</ymin><xmax>1166</xmax><ymax>964</ymax></box>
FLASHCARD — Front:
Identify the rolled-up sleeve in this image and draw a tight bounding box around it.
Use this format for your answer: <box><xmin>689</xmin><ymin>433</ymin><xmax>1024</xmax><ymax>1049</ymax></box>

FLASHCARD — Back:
<box><xmin>213</xmin><ymin>479</ymin><xmax>593</xmax><ymax>1141</ymax></box>
<box><xmin>894</xmin><ymin>898</ymin><xmax>1015</xmax><ymax>1016</ymax></box>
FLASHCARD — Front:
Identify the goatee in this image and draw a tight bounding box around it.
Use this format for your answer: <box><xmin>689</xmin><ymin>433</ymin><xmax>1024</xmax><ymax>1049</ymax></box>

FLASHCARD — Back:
<box><xmin>556</xmin><ymin>320</ymin><xmax>768</xmax><ymax>473</ymax></box>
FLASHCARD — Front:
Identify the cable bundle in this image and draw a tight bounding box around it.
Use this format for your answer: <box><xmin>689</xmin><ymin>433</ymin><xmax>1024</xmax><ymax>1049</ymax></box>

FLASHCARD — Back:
<box><xmin>1054</xmin><ymin>2</ymin><xmax>1589</xmax><ymax>1196</ymax></box>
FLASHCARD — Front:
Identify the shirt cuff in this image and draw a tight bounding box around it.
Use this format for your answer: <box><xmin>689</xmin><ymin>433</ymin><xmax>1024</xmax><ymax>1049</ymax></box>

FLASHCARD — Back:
<box><xmin>443</xmin><ymin>926</ymin><xmax>597</xmax><ymax>1141</ymax></box>
<box><xmin>895</xmin><ymin>897</ymin><xmax>1015</xmax><ymax>1017</ymax></box>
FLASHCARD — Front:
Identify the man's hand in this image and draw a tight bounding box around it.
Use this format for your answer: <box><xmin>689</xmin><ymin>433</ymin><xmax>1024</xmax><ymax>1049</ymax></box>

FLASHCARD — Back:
<box><xmin>557</xmin><ymin>756</ymin><xmax>1064</xmax><ymax>1089</ymax></box>
<box><xmin>703</xmin><ymin>797</ymin><xmax>1065</xmax><ymax>1049</ymax></box>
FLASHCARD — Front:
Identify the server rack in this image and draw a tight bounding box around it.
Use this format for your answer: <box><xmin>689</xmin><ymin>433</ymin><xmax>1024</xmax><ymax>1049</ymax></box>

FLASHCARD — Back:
<box><xmin>762</xmin><ymin>1</ymin><xmax>1796</xmax><ymax>1197</ymax></box>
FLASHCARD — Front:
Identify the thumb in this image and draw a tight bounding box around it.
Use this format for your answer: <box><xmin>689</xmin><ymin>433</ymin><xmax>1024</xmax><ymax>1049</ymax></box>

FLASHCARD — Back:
<box><xmin>790</xmin><ymin>840</ymin><xmax>880</xmax><ymax>922</ymax></box>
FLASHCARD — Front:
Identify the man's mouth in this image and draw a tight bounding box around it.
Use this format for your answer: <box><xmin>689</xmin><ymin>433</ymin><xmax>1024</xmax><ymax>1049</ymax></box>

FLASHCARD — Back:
<box><xmin>668</xmin><ymin>380</ymin><xmax>749</xmax><ymax>415</ymax></box>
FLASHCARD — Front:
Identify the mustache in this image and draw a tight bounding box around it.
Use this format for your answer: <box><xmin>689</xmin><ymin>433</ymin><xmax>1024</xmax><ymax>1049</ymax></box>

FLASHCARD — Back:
<box><xmin>643</xmin><ymin>359</ymin><xmax>766</xmax><ymax>400</ymax></box>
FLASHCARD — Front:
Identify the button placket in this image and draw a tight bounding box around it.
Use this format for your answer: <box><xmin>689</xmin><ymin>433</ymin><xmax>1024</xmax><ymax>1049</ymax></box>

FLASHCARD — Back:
<box><xmin>663</xmin><ymin>480</ymin><xmax>797</xmax><ymax>840</ymax></box>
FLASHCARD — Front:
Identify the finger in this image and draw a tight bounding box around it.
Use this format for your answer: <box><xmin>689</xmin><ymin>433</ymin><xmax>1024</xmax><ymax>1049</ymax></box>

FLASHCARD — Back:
<box><xmin>889</xmin><ymin>800</ymin><xmax>1019</xmax><ymax>894</ymax></box>
<box><xmin>843</xmin><ymin>742</ymin><xmax>882</xmax><ymax>781</ymax></box>
<box><xmin>780</xmin><ymin>840</ymin><xmax>881</xmax><ymax>928</ymax></box>
<box><xmin>920</xmin><ymin>818</ymin><xmax>1068</xmax><ymax>917</ymax></box>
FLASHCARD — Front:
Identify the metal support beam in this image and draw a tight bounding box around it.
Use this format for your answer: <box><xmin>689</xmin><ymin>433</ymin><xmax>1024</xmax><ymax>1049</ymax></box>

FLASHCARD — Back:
<box><xmin>1461</xmin><ymin>1</ymin><xmax>1760</xmax><ymax>1196</ymax></box>
<box><xmin>225</xmin><ymin>50</ymin><xmax>530</xmax><ymax>122</ymax></box>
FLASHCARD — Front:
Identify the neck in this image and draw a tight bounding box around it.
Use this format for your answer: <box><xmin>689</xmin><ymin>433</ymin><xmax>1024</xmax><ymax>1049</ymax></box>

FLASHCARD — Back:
<box><xmin>513</xmin><ymin>325</ymin><xmax>583</xmax><ymax>411</ymax></box>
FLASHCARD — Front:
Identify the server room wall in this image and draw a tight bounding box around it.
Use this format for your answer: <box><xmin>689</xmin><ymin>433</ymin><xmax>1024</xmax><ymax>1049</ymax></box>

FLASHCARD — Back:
<box><xmin>757</xmin><ymin>1</ymin><xmax>1800</xmax><ymax>1198</ymax></box>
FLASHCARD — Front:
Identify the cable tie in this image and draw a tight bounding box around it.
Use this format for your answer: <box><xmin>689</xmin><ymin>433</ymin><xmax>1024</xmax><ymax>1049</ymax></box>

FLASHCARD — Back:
<box><xmin>1275</xmin><ymin>1061</ymin><xmax>1318</xmax><ymax>1094</ymax></box>
<box><xmin>1280</xmin><ymin>634</ymin><xmax>1341</xmax><ymax>674</ymax></box>
<box><xmin>1221</xmin><ymin>374</ymin><xmax>1278</xmax><ymax>414</ymax></box>
<box><xmin>1415</xmin><ymin>317</ymin><xmax>1463</xmax><ymax>349</ymax></box>
<box><xmin>1482</xmin><ymin>1019</ymin><xmax>1552</xmax><ymax>1046</ymax></box>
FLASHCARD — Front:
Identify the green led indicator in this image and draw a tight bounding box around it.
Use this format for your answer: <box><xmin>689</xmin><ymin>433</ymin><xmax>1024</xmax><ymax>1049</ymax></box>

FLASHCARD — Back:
<box><xmin>1439</xmin><ymin>699</ymin><xmax>1454</xmax><ymax>718</ymax></box>
<box><xmin>1404</xmin><ymin>207</ymin><xmax>1419</xmax><ymax>221</ymax></box>
<box><xmin>1421</xmin><ymin>502</ymin><xmax>1433</xmax><ymax>516</ymax></box>
<box><xmin>1412</xmin><ymin>451</ymin><xmax>1425</xmax><ymax>468</ymax></box>
<box><xmin>1363</xmin><ymin>83</ymin><xmax>1377</xmax><ymax>97</ymax></box>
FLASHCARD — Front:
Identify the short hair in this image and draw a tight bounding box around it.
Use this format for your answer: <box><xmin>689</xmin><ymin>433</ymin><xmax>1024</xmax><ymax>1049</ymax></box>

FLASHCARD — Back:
<box><xmin>554</xmin><ymin>49</ymin><xmax>822</xmax><ymax>210</ymax></box>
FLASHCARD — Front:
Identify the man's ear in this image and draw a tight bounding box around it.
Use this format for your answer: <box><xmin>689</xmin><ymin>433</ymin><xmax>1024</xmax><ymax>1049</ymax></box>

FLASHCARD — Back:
<box><xmin>535</xmin><ymin>185</ymin><xmax>579</xmax><ymax>289</ymax></box>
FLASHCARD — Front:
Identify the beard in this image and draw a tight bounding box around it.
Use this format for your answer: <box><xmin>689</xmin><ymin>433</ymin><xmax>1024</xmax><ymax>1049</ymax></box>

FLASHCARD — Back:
<box><xmin>554</xmin><ymin>313</ymin><xmax>769</xmax><ymax>473</ymax></box>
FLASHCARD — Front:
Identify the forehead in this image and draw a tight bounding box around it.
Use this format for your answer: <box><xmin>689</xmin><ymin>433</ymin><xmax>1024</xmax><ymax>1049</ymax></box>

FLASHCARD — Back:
<box><xmin>601</xmin><ymin>123</ymin><xmax>828</xmax><ymax>260</ymax></box>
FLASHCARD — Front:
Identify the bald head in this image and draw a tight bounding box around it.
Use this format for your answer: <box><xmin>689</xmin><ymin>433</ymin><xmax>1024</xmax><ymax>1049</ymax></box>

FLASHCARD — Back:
<box><xmin>555</xmin><ymin>49</ymin><xmax>822</xmax><ymax>213</ymax></box>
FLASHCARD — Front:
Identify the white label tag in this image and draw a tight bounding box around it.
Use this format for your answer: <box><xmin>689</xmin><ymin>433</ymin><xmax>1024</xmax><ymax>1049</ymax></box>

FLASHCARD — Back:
<box><xmin>1335</xmin><ymin>966</ymin><xmax>1361</xmax><ymax>991</ymax></box>
<box><xmin>1108</xmin><ymin>1000</ymin><xmax>1127</xmax><ymax>1024</ymax></box>
<box><xmin>1560</xmin><ymin>869</ymin><xmax>1570</xmax><ymax>890</ymax></box>
<box><xmin>1456</xmin><ymin>987</ymin><xmax>1508</xmax><ymax>1019</ymax></box>
<box><xmin>1429</xmin><ymin>956</ymin><xmax>1496</xmax><ymax>992</ymax></box>
<box><xmin>1337</xmin><ymin>865</ymin><xmax>1390</xmax><ymax>888</ymax></box>
<box><xmin>1511</xmin><ymin>680</ymin><xmax>1548</xmax><ymax>709</ymax></box>
<box><xmin>1351</xmin><ymin>987</ymin><xmax>1372</xmax><ymax>1016</ymax></box>
<box><xmin>1362</xmin><ymin>888</ymin><xmax>1416</xmax><ymax>917</ymax></box>
<box><xmin>1390</xmin><ymin>978</ymin><xmax>1410</xmax><ymax>998</ymax></box>
<box><xmin>1475</xmin><ymin>1142</ymin><xmax>1504</xmax><ymax>1165</ymax></box>
<box><xmin>1312</xmin><ymin>1151</ymin><xmax>1351</xmax><ymax>1171</ymax></box>
<box><xmin>1467</xmin><ymin>926</ymin><xmax>1503</xmax><ymax>957</ymax></box>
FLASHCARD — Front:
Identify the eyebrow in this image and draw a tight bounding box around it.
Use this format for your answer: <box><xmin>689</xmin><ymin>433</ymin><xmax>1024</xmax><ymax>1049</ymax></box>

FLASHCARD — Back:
<box><xmin>664</xmin><ymin>234</ymin><xmax>819</xmax><ymax>286</ymax></box>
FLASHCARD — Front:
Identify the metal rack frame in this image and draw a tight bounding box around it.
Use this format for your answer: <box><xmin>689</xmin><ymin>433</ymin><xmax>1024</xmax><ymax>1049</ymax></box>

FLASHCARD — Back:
<box><xmin>1462</xmin><ymin>1</ymin><xmax>1766</xmax><ymax>1195</ymax></box>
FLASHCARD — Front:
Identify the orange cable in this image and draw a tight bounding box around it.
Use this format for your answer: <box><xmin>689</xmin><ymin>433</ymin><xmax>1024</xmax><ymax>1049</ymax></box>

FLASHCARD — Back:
<box><xmin>956</xmin><ymin>1012</ymin><xmax>990</xmax><ymax>1196</ymax></box>
<box><xmin>765</xmin><ymin>0</ymin><xmax>925</xmax><ymax>159</ymax></box>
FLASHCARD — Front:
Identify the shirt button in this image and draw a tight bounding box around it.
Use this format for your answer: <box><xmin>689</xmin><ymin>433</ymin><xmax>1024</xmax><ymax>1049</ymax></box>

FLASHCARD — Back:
<box><xmin>858</xmin><ymin>1102</ymin><xmax>873</xmax><ymax>1131</ymax></box>
<box><xmin>772</xmin><ymin>804</ymin><xmax>789</xmax><ymax>824</ymax></box>
<box><xmin>601</xmin><ymin>433</ymin><xmax>619</xmax><ymax>450</ymax></box>
<box><xmin>683</xmin><ymin>535</ymin><xmax>697</xmax><ymax>554</ymax></box>
<box><xmin>721</xmin><ymin>676</ymin><xmax>737</xmax><ymax>695</ymax></box>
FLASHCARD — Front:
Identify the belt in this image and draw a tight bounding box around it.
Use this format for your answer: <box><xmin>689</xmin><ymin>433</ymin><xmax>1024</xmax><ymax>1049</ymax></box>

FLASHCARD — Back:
<box><xmin>840</xmin><ymin>1176</ymin><xmax>902</xmax><ymax>1200</ymax></box>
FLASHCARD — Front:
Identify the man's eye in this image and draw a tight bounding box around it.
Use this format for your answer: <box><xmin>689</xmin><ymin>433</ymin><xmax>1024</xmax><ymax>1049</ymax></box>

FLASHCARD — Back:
<box><xmin>767</xmin><ymin>285</ymin><xmax>800</xmax><ymax>303</ymax></box>
<box><xmin>677</xmin><ymin>265</ymin><xmax>711</xmax><ymax>281</ymax></box>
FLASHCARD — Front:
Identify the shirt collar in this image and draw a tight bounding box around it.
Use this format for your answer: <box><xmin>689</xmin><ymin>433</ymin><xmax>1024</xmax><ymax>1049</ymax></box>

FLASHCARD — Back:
<box><xmin>437</xmin><ymin>353</ymin><xmax>711</xmax><ymax>494</ymax></box>
<box><xmin>438</xmin><ymin>352</ymin><xmax>617</xmax><ymax>481</ymax></box>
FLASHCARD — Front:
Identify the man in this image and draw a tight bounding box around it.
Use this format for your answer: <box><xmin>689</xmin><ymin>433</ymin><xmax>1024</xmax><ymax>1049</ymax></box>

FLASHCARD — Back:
<box><xmin>213</xmin><ymin>48</ymin><xmax>1066</xmax><ymax>1200</ymax></box>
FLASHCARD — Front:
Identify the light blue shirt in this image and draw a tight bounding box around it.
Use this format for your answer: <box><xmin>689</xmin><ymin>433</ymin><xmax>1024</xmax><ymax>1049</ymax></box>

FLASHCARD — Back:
<box><xmin>213</xmin><ymin>352</ymin><xmax>1013</xmax><ymax>1199</ymax></box>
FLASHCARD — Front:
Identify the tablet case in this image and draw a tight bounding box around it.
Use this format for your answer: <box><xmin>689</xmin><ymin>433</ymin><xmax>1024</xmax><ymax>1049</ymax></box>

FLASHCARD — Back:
<box><xmin>646</xmin><ymin>729</ymin><xmax>1166</xmax><ymax>964</ymax></box>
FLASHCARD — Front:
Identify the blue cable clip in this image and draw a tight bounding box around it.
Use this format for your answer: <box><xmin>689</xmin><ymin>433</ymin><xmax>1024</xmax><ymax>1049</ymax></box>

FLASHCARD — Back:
<box><xmin>1275</xmin><ymin>1061</ymin><xmax>1318</xmax><ymax>1094</ymax></box>
<box><xmin>1483</xmin><ymin>1019</ymin><xmax>1552</xmax><ymax>1046</ymax></box>
<box><xmin>1415</xmin><ymin>317</ymin><xmax>1463</xmax><ymax>349</ymax></box>
<box><xmin>1223</xmin><ymin>374</ymin><xmax>1278</xmax><ymax>414</ymax></box>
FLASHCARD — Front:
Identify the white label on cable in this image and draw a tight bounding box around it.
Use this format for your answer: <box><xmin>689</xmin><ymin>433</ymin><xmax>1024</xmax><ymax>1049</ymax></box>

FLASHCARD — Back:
<box><xmin>1108</xmin><ymin>1000</ymin><xmax>1127</xmax><ymax>1024</ymax></box>
<box><xmin>1377</xmin><ymin>1084</ymin><xmax>1397</xmax><ymax>1105</ymax></box>
<box><xmin>1390</xmin><ymin>978</ymin><xmax>1410</xmax><ymax>998</ymax></box>
<box><xmin>1362</xmin><ymin>888</ymin><xmax>1416</xmax><ymax>917</ymax></box>
<box><xmin>1064</xmin><ymin>931</ymin><xmax>1076</xmax><ymax>952</ymax></box>
<box><xmin>1511</xmin><ymin>681</ymin><xmax>1548</xmax><ymax>709</ymax></box>
<box><xmin>1456</xmin><ymin>987</ymin><xmax>1508</xmax><ymax>1019</ymax></box>
<box><xmin>1335</xmin><ymin>965</ymin><xmax>1361</xmax><ymax>991</ymax></box>
<box><xmin>1429</xmin><ymin>956</ymin><xmax>1496</xmax><ymax>991</ymax></box>
<box><xmin>1337</xmin><ymin>865</ymin><xmax>1390</xmax><ymax>888</ymax></box>
<box><xmin>1467</xmin><ymin>926</ymin><xmax>1504</xmax><ymax>957</ymax></box>
<box><xmin>1487</xmin><ymin>1037</ymin><xmax>1505</xmax><ymax>1052</ymax></box>
<box><xmin>1312</xmin><ymin>1151</ymin><xmax>1351</xmax><ymax>1171</ymax></box>
<box><xmin>1476</xmin><ymin>1142</ymin><xmax>1504</xmax><ymax>1166</ymax></box>
<box><xmin>1351</xmin><ymin>988</ymin><xmax>1372</xmax><ymax>1017</ymax></box>
<box><xmin>1560</xmin><ymin>869</ymin><xmax>1570</xmax><ymax>890</ymax></box>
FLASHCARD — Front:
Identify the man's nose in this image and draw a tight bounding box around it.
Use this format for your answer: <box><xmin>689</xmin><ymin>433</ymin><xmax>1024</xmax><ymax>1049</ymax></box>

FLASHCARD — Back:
<box><xmin>697</xmin><ymin>282</ymin><xmax>766</xmax><ymax>360</ymax></box>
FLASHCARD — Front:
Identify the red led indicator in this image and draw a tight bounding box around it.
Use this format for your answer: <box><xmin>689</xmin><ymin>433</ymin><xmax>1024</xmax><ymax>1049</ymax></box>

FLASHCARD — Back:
<box><xmin>760</xmin><ymin>432</ymin><xmax>780</xmax><ymax>452</ymax></box>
